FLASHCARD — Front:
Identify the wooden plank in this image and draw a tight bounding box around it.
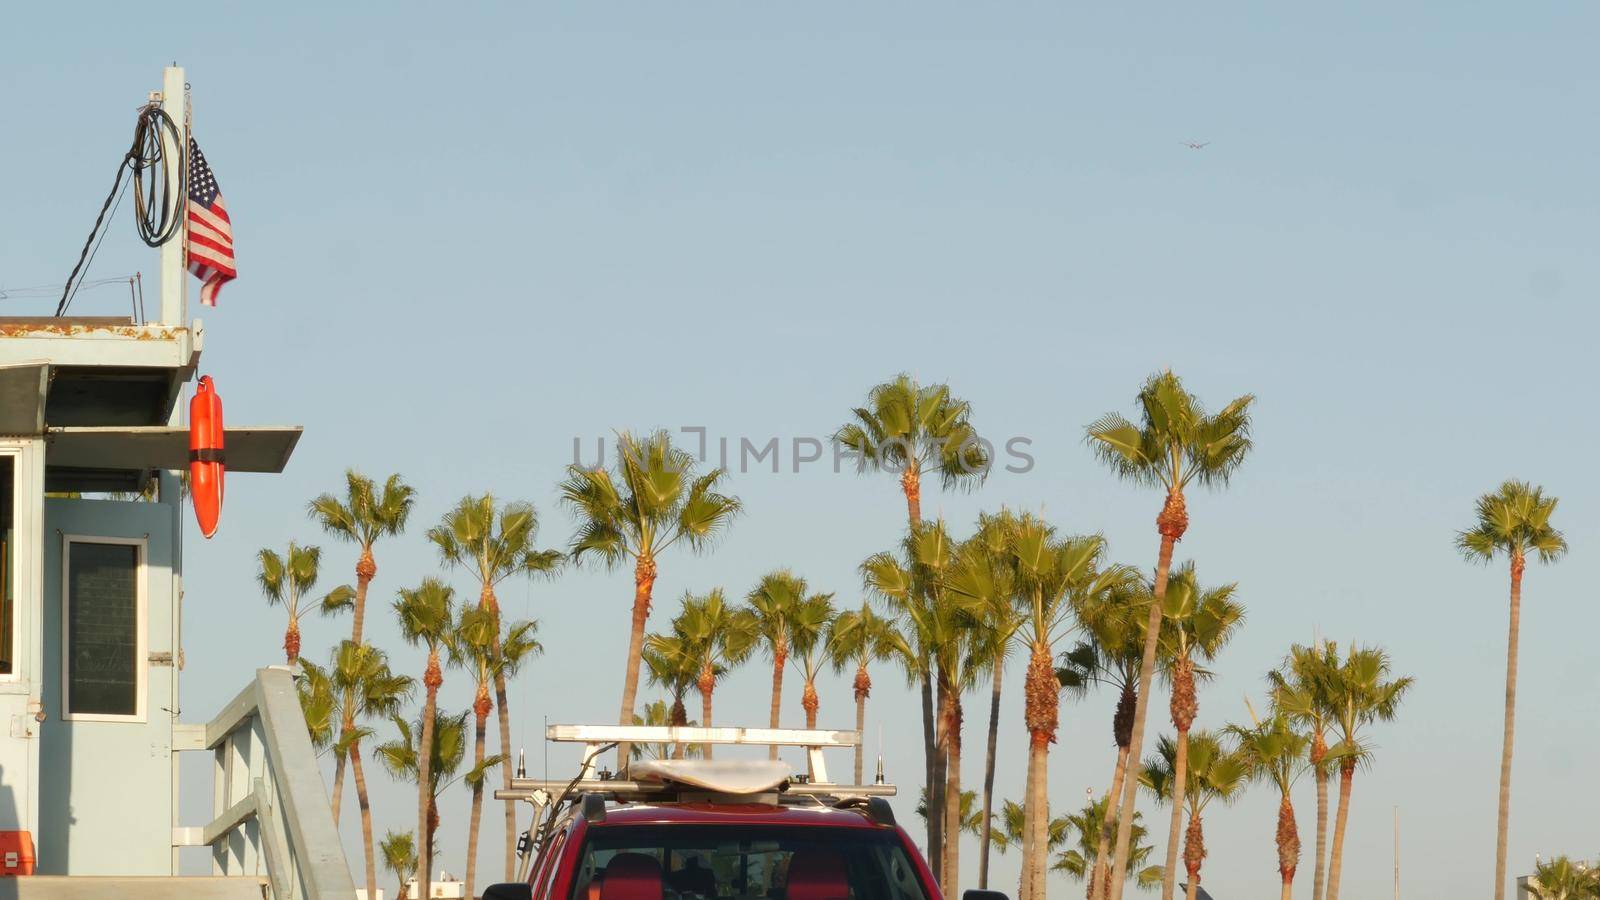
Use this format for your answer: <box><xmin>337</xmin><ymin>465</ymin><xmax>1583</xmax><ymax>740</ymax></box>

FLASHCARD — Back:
<box><xmin>12</xmin><ymin>876</ymin><xmax>268</xmax><ymax>900</ymax></box>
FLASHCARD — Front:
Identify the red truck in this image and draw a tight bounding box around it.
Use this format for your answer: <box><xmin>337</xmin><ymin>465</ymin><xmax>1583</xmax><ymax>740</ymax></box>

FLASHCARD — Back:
<box><xmin>483</xmin><ymin>725</ymin><xmax>1005</xmax><ymax>900</ymax></box>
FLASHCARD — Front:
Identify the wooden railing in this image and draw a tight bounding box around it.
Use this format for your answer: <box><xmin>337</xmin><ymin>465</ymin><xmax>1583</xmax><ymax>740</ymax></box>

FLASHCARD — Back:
<box><xmin>173</xmin><ymin>667</ymin><xmax>355</xmax><ymax>900</ymax></box>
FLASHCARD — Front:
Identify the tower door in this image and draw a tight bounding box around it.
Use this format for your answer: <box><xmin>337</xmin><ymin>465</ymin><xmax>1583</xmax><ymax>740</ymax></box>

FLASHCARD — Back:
<box><xmin>37</xmin><ymin>498</ymin><xmax>176</xmax><ymax>876</ymax></box>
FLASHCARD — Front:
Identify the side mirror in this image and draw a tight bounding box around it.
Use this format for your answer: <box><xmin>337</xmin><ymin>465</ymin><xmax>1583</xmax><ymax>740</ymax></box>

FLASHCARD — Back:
<box><xmin>963</xmin><ymin>892</ymin><xmax>1010</xmax><ymax>900</ymax></box>
<box><xmin>482</xmin><ymin>883</ymin><xmax>533</xmax><ymax>900</ymax></box>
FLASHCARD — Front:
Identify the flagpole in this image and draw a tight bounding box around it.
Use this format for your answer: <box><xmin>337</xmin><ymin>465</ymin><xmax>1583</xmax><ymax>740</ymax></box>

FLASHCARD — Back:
<box><xmin>159</xmin><ymin>64</ymin><xmax>187</xmax><ymax>326</ymax></box>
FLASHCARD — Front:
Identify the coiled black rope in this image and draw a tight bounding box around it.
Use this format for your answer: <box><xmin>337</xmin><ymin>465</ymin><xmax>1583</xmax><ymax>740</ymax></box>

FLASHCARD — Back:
<box><xmin>57</xmin><ymin>104</ymin><xmax>186</xmax><ymax>316</ymax></box>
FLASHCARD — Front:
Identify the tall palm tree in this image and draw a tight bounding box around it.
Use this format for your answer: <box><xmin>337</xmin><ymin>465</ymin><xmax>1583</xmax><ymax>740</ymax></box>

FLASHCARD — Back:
<box><xmin>429</xmin><ymin>494</ymin><xmax>562</xmax><ymax>878</ymax></box>
<box><xmin>1457</xmin><ymin>480</ymin><xmax>1568</xmax><ymax>900</ymax></box>
<box><xmin>308</xmin><ymin>470</ymin><xmax>416</xmax><ymax>644</ymax></box>
<box><xmin>380</xmin><ymin>831</ymin><xmax>417</xmax><ymax>900</ymax></box>
<box><xmin>788</xmin><ymin>592</ymin><xmax>838</xmax><ymax>733</ymax></box>
<box><xmin>947</xmin><ymin>509</ymin><xmax>1025</xmax><ymax>890</ymax></box>
<box><xmin>670</xmin><ymin>589</ymin><xmax>758</xmax><ymax>758</ymax></box>
<box><xmin>1085</xmin><ymin>372</ymin><xmax>1254</xmax><ymax>900</ymax></box>
<box><xmin>1054</xmin><ymin>795</ymin><xmax>1162</xmax><ymax>899</ymax></box>
<box><xmin>376</xmin><ymin>709</ymin><xmax>470</xmax><ymax>887</ymax></box>
<box><xmin>256</xmin><ymin>542</ymin><xmax>336</xmax><ymax>664</ymax></box>
<box><xmin>747</xmin><ymin>570</ymin><xmax>808</xmax><ymax>760</ymax></box>
<box><xmin>1229</xmin><ymin>708</ymin><xmax>1311</xmax><ymax>900</ymax></box>
<box><xmin>1526</xmin><ymin>856</ymin><xmax>1600</xmax><ymax>899</ymax></box>
<box><xmin>642</xmin><ymin>632</ymin><xmax>700</xmax><ymax>759</ymax></box>
<box><xmin>862</xmin><ymin>520</ymin><xmax>970</xmax><ymax>894</ymax></box>
<box><xmin>827</xmin><ymin>603</ymin><xmax>908</xmax><ymax>784</ymax></box>
<box><xmin>1006</xmin><ymin>516</ymin><xmax>1134</xmax><ymax>900</ymax></box>
<box><xmin>1070</xmin><ymin>575</ymin><xmax>1155</xmax><ymax>900</ymax></box>
<box><xmin>560</xmin><ymin>430</ymin><xmax>741</xmax><ymax>767</ymax></box>
<box><xmin>1317</xmin><ymin>643</ymin><xmax>1413</xmax><ymax>900</ymax></box>
<box><xmin>328</xmin><ymin>642</ymin><xmax>414</xmax><ymax>900</ymax></box>
<box><xmin>1154</xmin><ymin>563</ymin><xmax>1245</xmax><ymax>900</ymax></box>
<box><xmin>454</xmin><ymin>606</ymin><xmax>539</xmax><ymax>900</ymax></box>
<box><xmin>835</xmin><ymin>373</ymin><xmax>988</xmax><ymax>879</ymax></box>
<box><xmin>1269</xmin><ymin>641</ymin><xmax>1341</xmax><ymax>900</ymax></box>
<box><xmin>394</xmin><ymin>578</ymin><xmax>456</xmax><ymax>900</ymax></box>
<box><xmin>1142</xmin><ymin>731</ymin><xmax>1250</xmax><ymax>900</ymax></box>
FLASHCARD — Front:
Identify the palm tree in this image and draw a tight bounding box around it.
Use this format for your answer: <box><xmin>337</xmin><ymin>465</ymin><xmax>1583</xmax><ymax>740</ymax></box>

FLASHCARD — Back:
<box><xmin>1318</xmin><ymin>644</ymin><xmax>1412</xmax><ymax>900</ymax></box>
<box><xmin>1269</xmin><ymin>641</ymin><xmax>1342</xmax><ymax>900</ymax></box>
<box><xmin>393</xmin><ymin>579</ymin><xmax>456</xmax><ymax>900</ymax></box>
<box><xmin>1005</xmin><ymin>515</ymin><xmax>1134</xmax><ymax>900</ymax></box>
<box><xmin>835</xmin><ymin>373</ymin><xmax>988</xmax><ymax>879</ymax></box>
<box><xmin>429</xmin><ymin>494</ymin><xmax>562</xmax><ymax>879</ymax></box>
<box><xmin>1070</xmin><ymin>575</ymin><xmax>1155</xmax><ymax>900</ymax></box>
<box><xmin>827</xmin><ymin>603</ymin><xmax>908</xmax><ymax>783</ymax></box>
<box><xmin>947</xmin><ymin>509</ymin><xmax>1025</xmax><ymax>890</ymax></box>
<box><xmin>1229</xmin><ymin>708</ymin><xmax>1311</xmax><ymax>900</ymax></box>
<box><xmin>328</xmin><ymin>642</ymin><xmax>414</xmax><ymax>900</ymax></box>
<box><xmin>454</xmin><ymin>606</ymin><xmax>539</xmax><ymax>900</ymax></box>
<box><xmin>1457</xmin><ymin>480</ymin><xmax>1568</xmax><ymax>900</ymax></box>
<box><xmin>631</xmin><ymin>700</ymin><xmax>706</xmax><ymax>761</ymax></box>
<box><xmin>376</xmin><ymin>709</ymin><xmax>470</xmax><ymax>887</ymax></box>
<box><xmin>670</xmin><ymin>589</ymin><xmax>758</xmax><ymax>758</ymax></box>
<box><xmin>991</xmin><ymin>798</ymin><xmax>1072</xmax><ymax>898</ymax></box>
<box><xmin>747</xmin><ymin>570</ymin><xmax>808</xmax><ymax>760</ymax></box>
<box><xmin>256</xmin><ymin>542</ymin><xmax>338</xmax><ymax>664</ymax></box>
<box><xmin>308</xmin><ymin>470</ymin><xmax>416</xmax><ymax>644</ymax></box>
<box><xmin>560</xmin><ymin>430</ymin><xmax>741</xmax><ymax>767</ymax></box>
<box><xmin>296</xmin><ymin>659</ymin><xmax>337</xmax><ymax>753</ymax></box>
<box><xmin>1154</xmin><ymin>563</ymin><xmax>1245</xmax><ymax>900</ymax></box>
<box><xmin>1142</xmin><ymin>731</ymin><xmax>1250</xmax><ymax>900</ymax></box>
<box><xmin>1526</xmin><ymin>856</ymin><xmax>1600</xmax><ymax>899</ymax></box>
<box><xmin>916</xmin><ymin>788</ymin><xmax>987</xmax><ymax>840</ymax></box>
<box><xmin>1054</xmin><ymin>795</ymin><xmax>1162</xmax><ymax>899</ymax></box>
<box><xmin>642</xmin><ymin>632</ymin><xmax>700</xmax><ymax>759</ymax></box>
<box><xmin>380</xmin><ymin>831</ymin><xmax>417</xmax><ymax>900</ymax></box>
<box><xmin>862</xmin><ymin>520</ymin><xmax>971</xmax><ymax>894</ymax></box>
<box><xmin>788</xmin><ymin>592</ymin><xmax>838</xmax><ymax>733</ymax></box>
<box><xmin>1085</xmin><ymin>371</ymin><xmax>1254</xmax><ymax>900</ymax></box>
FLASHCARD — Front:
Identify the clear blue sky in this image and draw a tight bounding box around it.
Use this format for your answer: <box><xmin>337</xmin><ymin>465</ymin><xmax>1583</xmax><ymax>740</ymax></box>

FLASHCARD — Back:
<box><xmin>6</xmin><ymin>4</ymin><xmax>1598</xmax><ymax>896</ymax></box>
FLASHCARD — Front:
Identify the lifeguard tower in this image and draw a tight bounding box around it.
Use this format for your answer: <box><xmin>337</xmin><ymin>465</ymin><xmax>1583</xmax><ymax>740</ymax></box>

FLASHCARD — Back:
<box><xmin>1</xmin><ymin>66</ymin><xmax>352</xmax><ymax>899</ymax></box>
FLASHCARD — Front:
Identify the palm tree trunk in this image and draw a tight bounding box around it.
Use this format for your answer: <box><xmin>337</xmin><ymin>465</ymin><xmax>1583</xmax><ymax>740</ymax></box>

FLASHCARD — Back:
<box><xmin>1110</xmin><ymin>489</ymin><xmax>1185</xmax><ymax>900</ymax></box>
<box><xmin>1022</xmin><ymin>642</ymin><xmax>1057</xmax><ymax>900</ymax></box>
<box><xmin>352</xmin><ymin>545</ymin><xmax>376</xmax><ymax>645</ymax></box>
<box><xmin>1162</xmin><ymin>727</ymin><xmax>1193</xmax><ymax>900</ymax></box>
<box><xmin>415</xmin><ymin>670</ymin><xmax>440</xmax><ymax>900</ymax></box>
<box><xmin>331</xmin><ymin>726</ymin><xmax>349</xmax><ymax>825</ymax></box>
<box><xmin>853</xmin><ymin>663</ymin><xmax>871</xmax><ymax>785</ymax></box>
<box><xmin>1019</xmin><ymin>738</ymin><xmax>1038</xmax><ymax>900</ymax></box>
<box><xmin>1091</xmin><ymin>682</ymin><xmax>1137</xmax><ymax>900</ymax></box>
<box><xmin>465</xmin><ymin>691</ymin><xmax>490</xmax><ymax>900</ymax></box>
<box><xmin>1183</xmin><ymin>811</ymin><xmax>1203</xmax><ymax>900</ymax></box>
<box><xmin>616</xmin><ymin>552</ymin><xmax>657</xmax><ymax>770</ymax></box>
<box><xmin>351</xmin><ymin>742</ymin><xmax>377</xmax><ymax>900</ymax></box>
<box><xmin>931</xmin><ymin>666</ymin><xmax>950</xmax><ymax>892</ymax></box>
<box><xmin>1325</xmin><ymin>759</ymin><xmax>1356</xmax><ymax>900</ymax></box>
<box><xmin>942</xmin><ymin>692</ymin><xmax>963</xmax><ymax>895</ymax></box>
<box><xmin>768</xmin><ymin>637</ymin><xmax>786</xmax><ymax>760</ymax></box>
<box><xmin>802</xmin><ymin>679</ymin><xmax>821</xmax><ymax>779</ymax></box>
<box><xmin>922</xmin><ymin>665</ymin><xmax>943</xmax><ymax>878</ymax></box>
<box><xmin>1493</xmin><ymin>552</ymin><xmax>1524</xmax><ymax>900</ymax></box>
<box><xmin>699</xmin><ymin>662</ymin><xmax>716</xmax><ymax>761</ymax></box>
<box><xmin>1310</xmin><ymin>735</ymin><xmax>1328</xmax><ymax>900</ymax></box>
<box><xmin>284</xmin><ymin>613</ymin><xmax>301</xmax><ymax>664</ymax></box>
<box><xmin>1277</xmin><ymin>794</ymin><xmax>1300</xmax><ymax>900</ymax></box>
<box><xmin>978</xmin><ymin>661</ymin><xmax>1002</xmax><ymax>890</ymax></box>
<box><xmin>671</xmin><ymin>696</ymin><xmax>688</xmax><ymax>760</ymax></box>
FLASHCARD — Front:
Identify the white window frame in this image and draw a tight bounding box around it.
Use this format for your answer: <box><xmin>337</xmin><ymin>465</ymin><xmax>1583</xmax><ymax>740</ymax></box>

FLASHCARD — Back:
<box><xmin>60</xmin><ymin>533</ymin><xmax>147</xmax><ymax>723</ymax></box>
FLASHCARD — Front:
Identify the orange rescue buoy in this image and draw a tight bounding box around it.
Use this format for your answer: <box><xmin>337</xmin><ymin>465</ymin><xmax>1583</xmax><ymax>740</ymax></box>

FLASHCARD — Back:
<box><xmin>189</xmin><ymin>375</ymin><xmax>225</xmax><ymax>538</ymax></box>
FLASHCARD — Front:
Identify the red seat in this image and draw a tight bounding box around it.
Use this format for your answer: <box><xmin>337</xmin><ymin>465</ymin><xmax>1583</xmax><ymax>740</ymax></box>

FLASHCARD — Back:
<box><xmin>785</xmin><ymin>848</ymin><xmax>849</xmax><ymax>900</ymax></box>
<box><xmin>599</xmin><ymin>853</ymin><xmax>663</xmax><ymax>900</ymax></box>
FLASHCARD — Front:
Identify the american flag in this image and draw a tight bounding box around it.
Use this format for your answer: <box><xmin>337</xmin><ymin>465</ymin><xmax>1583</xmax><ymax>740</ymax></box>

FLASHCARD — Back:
<box><xmin>186</xmin><ymin>137</ymin><xmax>235</xmax><ymax>307</ymax></box>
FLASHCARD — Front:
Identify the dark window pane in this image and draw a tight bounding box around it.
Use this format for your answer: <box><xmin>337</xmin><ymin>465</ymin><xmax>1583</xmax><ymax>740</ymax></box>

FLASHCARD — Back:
<box><xmin>67</xmin><ymin>542</ymin><xmax>139</xmax><ymax>716</ymax></box>
<box><xmin>569</xmin><ymin>824</ymin><xmax>930</xmax><ymax>900</ymax></box>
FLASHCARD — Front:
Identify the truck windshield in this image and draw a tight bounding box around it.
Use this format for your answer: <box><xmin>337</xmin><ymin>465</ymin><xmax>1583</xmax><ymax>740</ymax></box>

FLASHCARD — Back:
<box><xmin>569</xmin><ymin>823</ymin><xmax>930</xmax><ymax>900</ymax></box>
